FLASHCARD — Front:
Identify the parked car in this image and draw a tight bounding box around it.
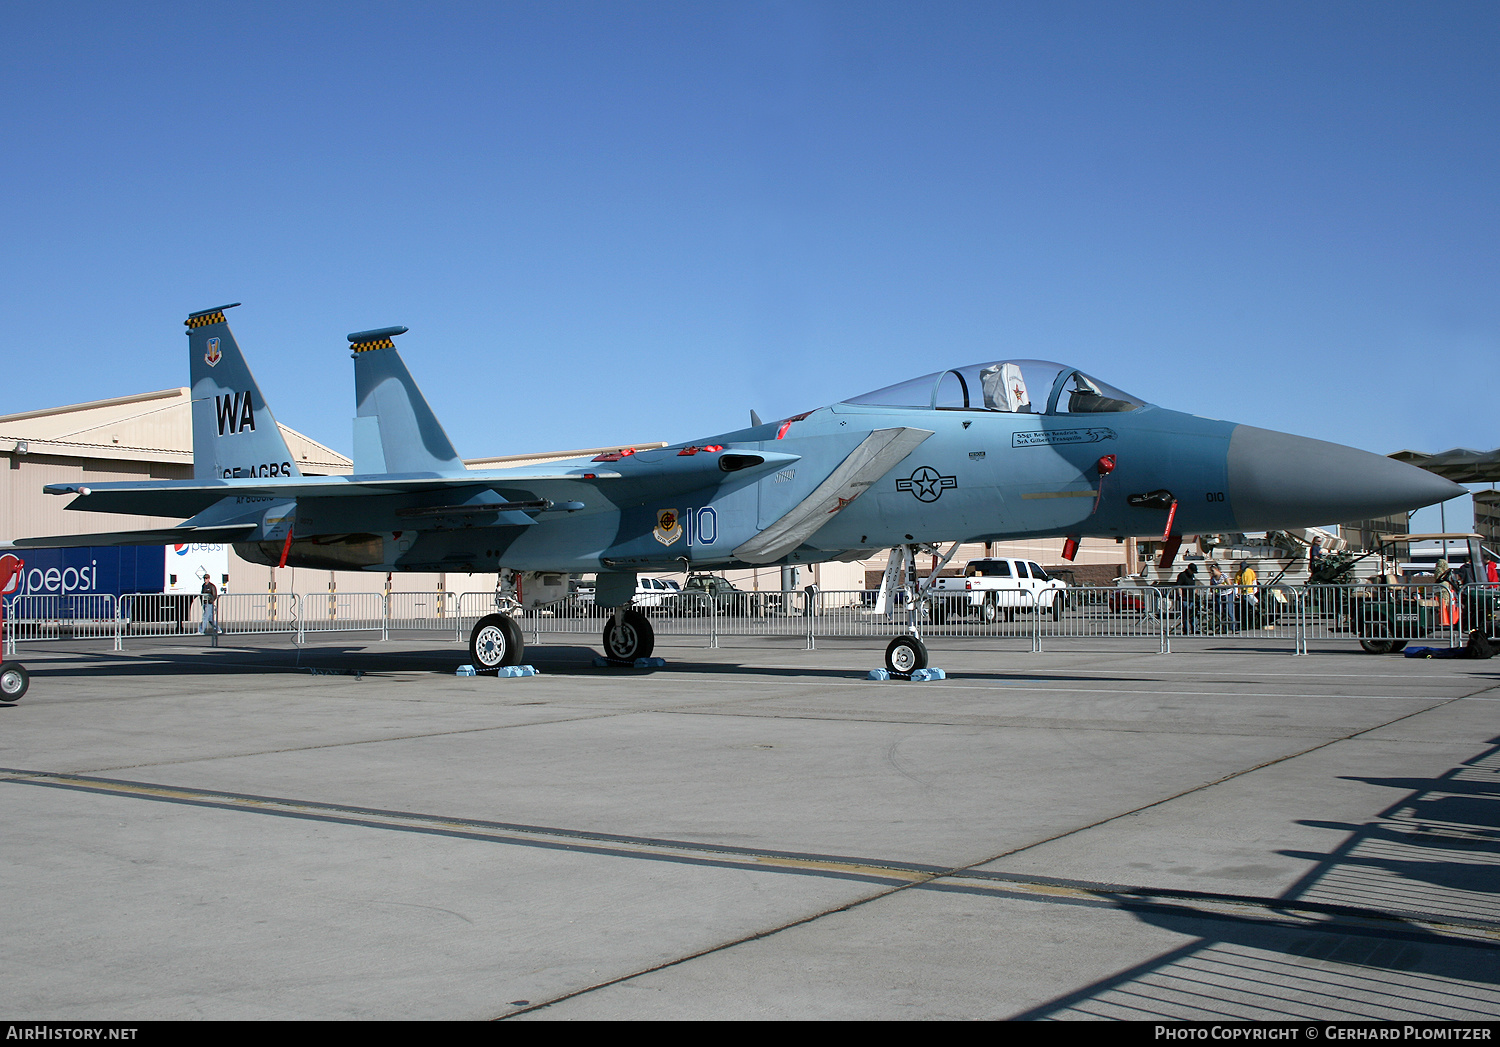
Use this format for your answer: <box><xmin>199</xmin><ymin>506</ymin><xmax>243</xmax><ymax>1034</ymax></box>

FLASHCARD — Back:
<box><xmin>1107</xmin><ymin>583</ymin><xmax>1182</xmax><ymax>617</ymax></box>
<box><xmin>633</xmin><ymin>576</ymin><xmax>680</xmax><ymax>608</ymax></box>
<box><xmin>664</xmin><ymin>574</ymin><xmax>780</xmax><ymax>616</ymax></box>
<box><xmin>928</xmin><ymin>558</ymin><xmax>1069</xmax><ymax>622</ymax></box>
<box><xmin>561</xmin><ymin>576</ymin><xmax>681</xmax><ymax>615</ymax></box>
<box><xmin>1108</xmin><ymin>586</ymin><xmax>1150</xmax><ymax>614</ymax></box>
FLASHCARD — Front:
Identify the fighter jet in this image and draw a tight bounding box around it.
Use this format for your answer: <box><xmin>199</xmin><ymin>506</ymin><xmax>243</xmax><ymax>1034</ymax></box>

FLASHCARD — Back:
<box><xmin>10</xmin><ymin>304</ymin><xmax>1463</xmax><ymax>673</ymax></box>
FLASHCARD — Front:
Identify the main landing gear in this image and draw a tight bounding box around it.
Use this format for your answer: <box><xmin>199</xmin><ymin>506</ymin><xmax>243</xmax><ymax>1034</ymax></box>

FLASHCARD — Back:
<box><xmin>603</xmin><ymin>608</ymin><xmax>655</xmax><ymax>662</ymax></box>
<box><xmin>469</xmin><ymin>614</ymin><xmax>525</xmax><ymax>672</ymax></box>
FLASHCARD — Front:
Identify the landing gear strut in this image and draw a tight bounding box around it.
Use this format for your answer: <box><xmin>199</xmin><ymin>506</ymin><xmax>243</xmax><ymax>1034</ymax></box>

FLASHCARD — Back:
<box><xmin>875</xmin><ymin>542</ymin><xmax>945</xmax><ymax>674</ymax></box>
<box><xmin>469</xmin><ymin>614</ymin><xmax>525</xmax><ymax>672</ymax></box>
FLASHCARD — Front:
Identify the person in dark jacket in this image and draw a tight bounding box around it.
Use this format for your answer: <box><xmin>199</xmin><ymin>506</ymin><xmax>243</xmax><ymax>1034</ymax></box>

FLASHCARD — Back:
<box><xmin>199</xmin><ymin>578</ymin><xmax>221</xmax><ymax>635</ymax></box>
<box><xmin>1174</xmin><ymin>562</ymin><xmax>1200</xmax><ymax>632</ymax></box>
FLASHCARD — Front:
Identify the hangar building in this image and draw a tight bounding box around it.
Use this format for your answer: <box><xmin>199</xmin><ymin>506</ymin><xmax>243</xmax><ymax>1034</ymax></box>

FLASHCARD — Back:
<box><xmin>0</xmin><ymin>388</ymin><xmax>654</xmax><ymax>602</ymax></box>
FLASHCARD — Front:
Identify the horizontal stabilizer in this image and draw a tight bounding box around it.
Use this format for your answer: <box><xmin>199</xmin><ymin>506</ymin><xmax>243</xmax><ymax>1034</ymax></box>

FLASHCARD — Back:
<box><xmin>733</xmin><ymin>427</ymin><xmax>932</xmax><ymax>564</ymax></box>
<box><xmin>3</xmin><ymin>524</ymin><xmax>257</xmax><ymax>550</ymax></box>
<box><xmin>40</xmin><ymin>468</ymin><xmax>624</xmax><ymax>518</ymax></box>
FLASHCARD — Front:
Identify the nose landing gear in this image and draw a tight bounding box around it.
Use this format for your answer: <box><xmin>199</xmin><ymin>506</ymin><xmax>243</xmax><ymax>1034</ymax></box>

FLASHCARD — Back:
<box><xmin>884</xmin><ymin>635</ymin><xmax>929</xmax><ymax>675</ymax></box>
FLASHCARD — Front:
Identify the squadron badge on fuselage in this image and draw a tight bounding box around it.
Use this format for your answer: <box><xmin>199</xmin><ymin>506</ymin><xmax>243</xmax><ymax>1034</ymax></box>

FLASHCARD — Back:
<box><xmin>654</xmin><ymin>508</ymin><xmax>682</xmax><ymax>545</ymax></box>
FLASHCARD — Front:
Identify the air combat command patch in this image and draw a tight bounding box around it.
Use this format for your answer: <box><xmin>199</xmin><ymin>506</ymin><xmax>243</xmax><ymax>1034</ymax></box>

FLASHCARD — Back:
<box><xmin>654</xmin><ymin>508</ymin><xmax>682</xmax><ymax>545</ymax></box>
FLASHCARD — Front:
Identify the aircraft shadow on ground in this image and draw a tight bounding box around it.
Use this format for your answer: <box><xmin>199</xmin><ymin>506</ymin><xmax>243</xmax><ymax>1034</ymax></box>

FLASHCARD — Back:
<box><xmin>1006</xmin><ymin>736</ymin><xmax>1500</xmax><ymax>1020</ymax></box>
<box><xmin>7</xmin><ymin>641</ymin><xmax>1145</xmax><ymax>685</ymax></box>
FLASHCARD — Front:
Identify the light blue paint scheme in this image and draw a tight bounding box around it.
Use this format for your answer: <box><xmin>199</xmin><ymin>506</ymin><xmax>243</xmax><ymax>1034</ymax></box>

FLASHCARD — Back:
<box><xmin>350</xmin><ymin>328</ymin><xmax>466</xmax><ymax>474</ymax></box>
<box><xmin>12</xmin><ymin>308</ymin><xmax>1465</xmax><ymax>604</ymax></box>
<box><xmin>186</xmin><ymin>304</ymin><xmax>302</xmax><ymax>482</ymax></box>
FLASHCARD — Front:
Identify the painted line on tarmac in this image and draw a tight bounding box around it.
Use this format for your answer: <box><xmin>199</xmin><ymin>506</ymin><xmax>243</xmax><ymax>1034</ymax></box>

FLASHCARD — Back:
<box><xmin>708</xmin><ymin>676</ymin><xmax>1485</xmax><ymax>701</ymax></box>
<box><xmin>4</xmin><ymin>765</ymin><xmax>1495</xmax><ymax>948</ymax></box>
<box><xmin>0</xmin><ymin>766</ymin><xmax>935</xmax><ymax>887</ymax></box>
<box><xmin>5</xmin><ymin>763</ymin><xmax>1493</xmax><ymax>1022</ymax></box>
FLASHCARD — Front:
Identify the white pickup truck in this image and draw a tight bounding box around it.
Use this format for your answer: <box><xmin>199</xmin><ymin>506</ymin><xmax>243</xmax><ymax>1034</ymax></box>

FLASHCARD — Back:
<box><xmin>929</xmin><ymin>558</ymin><xmax>1069</xmax><ymax>622</ymax></box>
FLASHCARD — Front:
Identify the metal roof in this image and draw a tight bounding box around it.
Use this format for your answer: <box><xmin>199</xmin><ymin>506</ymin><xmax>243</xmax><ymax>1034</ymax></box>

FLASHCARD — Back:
<box><xmin>0</xmin><ymin>388</ymin><xmax>662</xmax><ymax>475</ymax></box>
<box><xmin>0</xmin><ymin>388</ymin><xmax>351</xmax><ymax>473</ymax></box>
<box><xmin>1389</xmin><ymin>447</ymin><xmax>1500</xmax><ymax>484</ymax></box>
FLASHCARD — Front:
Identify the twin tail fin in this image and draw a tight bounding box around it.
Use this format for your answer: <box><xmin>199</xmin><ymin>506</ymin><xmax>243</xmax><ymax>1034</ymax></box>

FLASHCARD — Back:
<box><xmin>186</xmin><ymin>304</ymin><xmax>302</xmax><ymax>481</ymax></box>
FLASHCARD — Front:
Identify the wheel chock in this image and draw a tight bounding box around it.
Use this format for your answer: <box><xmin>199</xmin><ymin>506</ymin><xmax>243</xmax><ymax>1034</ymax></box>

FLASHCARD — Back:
<box><xmin>867</xmin><ymin>666</ymin><xmax>946</xmax><ymax>682</ymax></box>
<box><xmin>457</xmin><ymin>664</ymin><xmax>539</xmax><ymax>677</ymax></box>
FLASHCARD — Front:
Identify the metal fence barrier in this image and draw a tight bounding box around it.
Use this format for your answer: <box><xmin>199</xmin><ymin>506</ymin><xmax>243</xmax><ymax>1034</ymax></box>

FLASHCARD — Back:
<box><xmin>1300</xmin><ymin>583</ymin><xmax>1470</xmax><ymax>654</ymax></box>
<box><xmin>4</xmin><ymin>594</ymin><xmax>120</xmax><ymax>650</ymax></box>
<box><xmin>388</xmin><ymin>591</ymin><xmax>461</xmax><ymax>641</ymax></box>
<box><xmin>213</xmin><ymin>592</ymin><xmax>302</xmax><ymax>640</ymax></box>
<box><xmin>300</xmin><ymin>592</ymin><xmax>387</xmax><ymax>639</ymax></box>
<box><xmin>118</xmin><ymin>593</ymin><xmax>198</xmax><ymax>635</ymax></box>
<box><xmin>7</xmin><ymin>582</ymin><xmax>1498</xmax><ymax>658</ymax></box>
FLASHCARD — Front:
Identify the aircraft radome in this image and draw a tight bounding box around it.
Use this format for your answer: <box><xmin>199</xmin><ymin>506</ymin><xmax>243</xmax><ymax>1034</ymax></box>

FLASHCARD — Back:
<box><xmin>9</xmin><ymin>305</ymin><xmax>1464</xmax><ymax>674</ymax></box>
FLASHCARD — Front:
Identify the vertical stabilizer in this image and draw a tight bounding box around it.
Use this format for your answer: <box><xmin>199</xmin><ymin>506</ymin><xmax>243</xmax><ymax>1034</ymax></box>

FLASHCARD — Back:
<box><xmin>186</xmin><ymin>304</ymin><xmax>302</xmax><ymax>480</ymax></box>
<box><xmin>349</xmin><ymin>327</ymin><xmax>465</xmax><ymax>474</ymax></box>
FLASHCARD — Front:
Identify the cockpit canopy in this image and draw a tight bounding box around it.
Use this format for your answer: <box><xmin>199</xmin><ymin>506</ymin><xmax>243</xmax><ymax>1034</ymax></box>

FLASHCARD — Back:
<box><xmin>843</xmin><ymin>360</ymin><xmax>1146</xmax><ymax>415</ymax></box>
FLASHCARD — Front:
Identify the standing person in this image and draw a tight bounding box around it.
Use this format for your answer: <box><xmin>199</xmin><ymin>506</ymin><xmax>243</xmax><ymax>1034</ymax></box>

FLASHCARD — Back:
<box><xmin>1208</xmin><ymin>562</ymin><xmax>1237</xmax><ymax>632</ymax></box>
<box><xmin>1236</xmin><ymin>559</ymin><xmax>1259</xmax><ymax>626</ymax></box>
<box><xmin>1308</xmin><ymin>537</ymin><xmax>1324</xmax><ymax>577</ymax></box>
<box><xmin>1174</xmin><ymin>562</ymin><xmax>1200</xmax><ymax>632</ymax></box>
<box><xmin>1435</xmin><ymin>558</ymin><xmax>1459</xmax><ymax>628</ymax></box>
<box><xmin>199</xmin><ymin>576</ymin><xmax>220</xmax><ymax>636</ymax></box>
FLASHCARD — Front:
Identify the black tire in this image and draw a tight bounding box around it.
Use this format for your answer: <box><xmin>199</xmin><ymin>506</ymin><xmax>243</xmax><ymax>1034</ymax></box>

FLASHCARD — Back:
<box><xmin>1360</xmin><ymin>624</ymin><xmax>1396</xmax><ymax>655</ymax></box>
<box><xmin>980</xmin><ymin>596</ymin><xmax>998</xmax><ymax>624</ymax></box>
<box><xmin>603</xmin><ymin>609</ymin><xmax>655</xmax><ymax>661</ymax></box>
<box><xmin>885</xmin><ymin>635</ymin><xmax>929</xmax><ymax>674</ymax></box>
<box><xmin>0</xmin><ymin>661</ymin><xmax>29</xmax><ymax>702</ymax></box>
<box><xmin>1050</xmin><ymin>594</ymin><xmax>1062</xmax><ymax>621</ymax></box>
<box><xmin>470</xmin><ymin>614</ymin><xmax>524</xmax><ymax>672</ymax></box>
<box><xmin>501</xmin><ymin>615</ymin><xmax>524</xmax><ymax>660</ymax></box>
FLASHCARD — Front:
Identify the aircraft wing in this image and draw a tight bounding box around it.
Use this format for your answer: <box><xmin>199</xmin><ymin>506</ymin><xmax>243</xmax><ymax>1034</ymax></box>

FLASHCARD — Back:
<box><xmin>40</xmin><ymin>450</ymin><xmax>802</xmax><ymax>518</ymax></box>
<box><xmin>733</xmin><ymin>427</ymin><xmax>933</xmax><ymax>564</ymax></box>
<box><xmin>3</xmin><ymin>525</ymin><xmax>259</xmax><ymax>550</ymax></box>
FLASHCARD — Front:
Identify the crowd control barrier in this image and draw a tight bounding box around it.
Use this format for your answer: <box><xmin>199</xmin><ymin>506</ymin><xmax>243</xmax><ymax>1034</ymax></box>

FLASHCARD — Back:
<box><xmin>7</xmin><ymin>582</ymin><xmax>1497</xmax><ymax>657</ymax></box>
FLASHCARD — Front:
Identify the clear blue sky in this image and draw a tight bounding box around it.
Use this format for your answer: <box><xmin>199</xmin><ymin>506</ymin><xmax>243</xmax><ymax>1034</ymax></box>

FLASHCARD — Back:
<box><xmin>3</xmin><ymin>2</ymin><xmax>1496</xmax><ymax>525</ymax></box>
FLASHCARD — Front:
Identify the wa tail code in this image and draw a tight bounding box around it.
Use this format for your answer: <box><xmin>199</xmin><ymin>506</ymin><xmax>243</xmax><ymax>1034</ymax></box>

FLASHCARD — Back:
<box><xmin>215</xmin><ymin>392</ymin><xmax>256</xmax><ymax>435</ymax></box>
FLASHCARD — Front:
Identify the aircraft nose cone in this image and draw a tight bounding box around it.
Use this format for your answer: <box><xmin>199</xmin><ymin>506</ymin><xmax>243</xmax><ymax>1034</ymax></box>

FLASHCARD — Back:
<box><xmin>1227</xmin><ymin>425</ymin><xmax>1466</xmax><ymax>531</ymax></box>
